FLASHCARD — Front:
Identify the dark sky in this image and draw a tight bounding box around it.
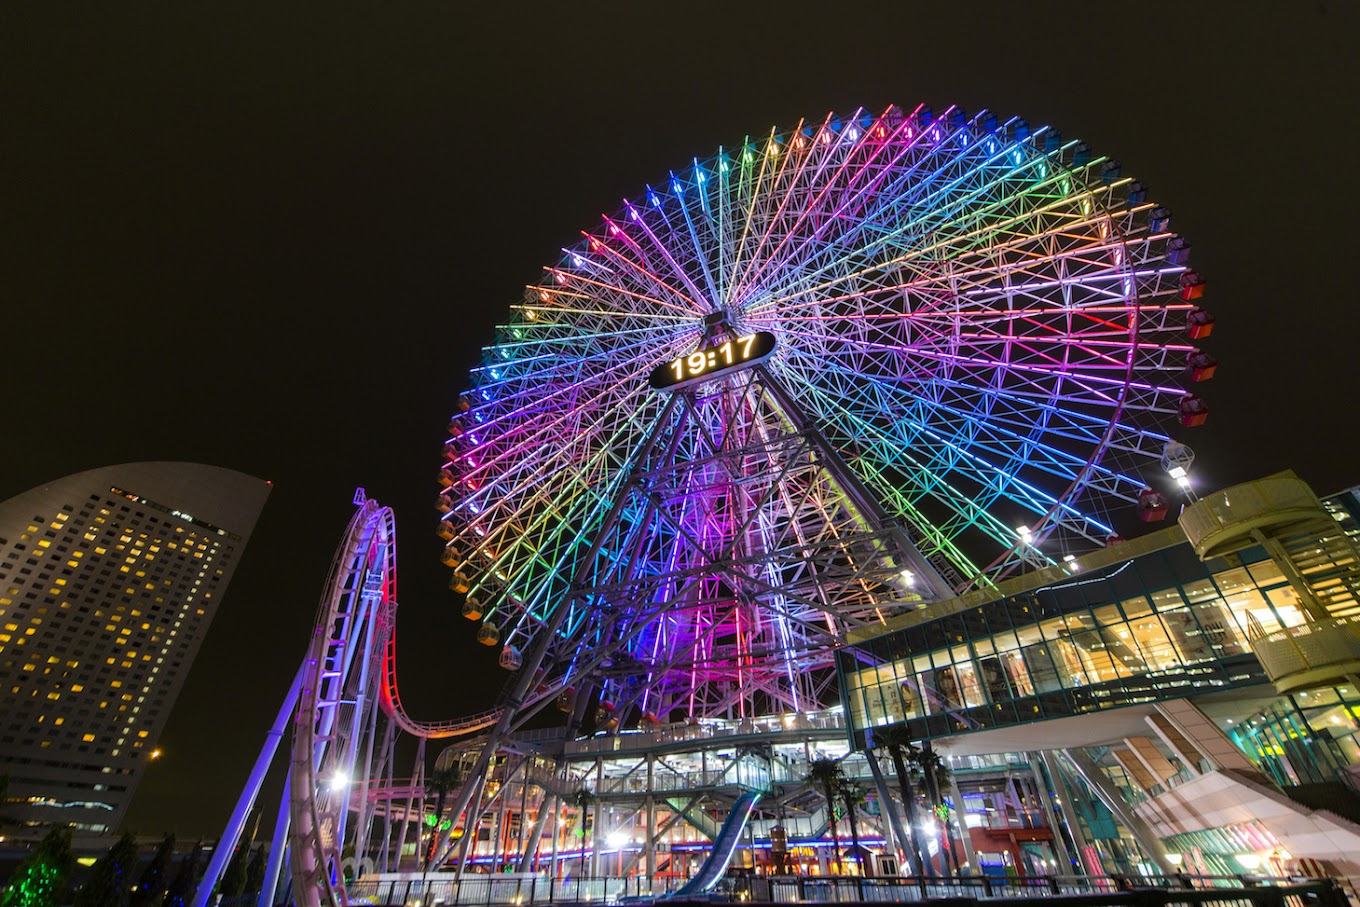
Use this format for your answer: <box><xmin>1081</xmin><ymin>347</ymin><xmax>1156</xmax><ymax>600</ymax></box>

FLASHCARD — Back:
<box><xmin>2</xmin><ymin>3</ymin><xmax>1355</xmax><ymax>836</ymax></box>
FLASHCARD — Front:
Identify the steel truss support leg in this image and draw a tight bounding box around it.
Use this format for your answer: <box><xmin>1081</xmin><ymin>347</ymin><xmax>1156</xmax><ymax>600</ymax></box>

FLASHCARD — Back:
<box><xmin>431</xmin><ymin>396</ymin><xmax>683</xmax><ymax>864</ymax></box>
<box><xmin>947</xmin><ymin>774</ymin><xmax>977</xmax><ymax>873</ymax></box>
<box><xmin>867</xmin><ymin>753</ymin><xmax>912</xmax><ymax>873</ymax></box>
<box><xmin>517</xmin><ymin>791</ymin><xmax>554</xmax><ymax>873</ymax></box>
<box><xmin>193</xmin><ymin>665</ymin><xmax>304</xmax><ymax>907</ymax></box>
<box><xmin>452</xmin><ymin>774</ymin><xmax>488</xmax><ymax>883</ymax></box>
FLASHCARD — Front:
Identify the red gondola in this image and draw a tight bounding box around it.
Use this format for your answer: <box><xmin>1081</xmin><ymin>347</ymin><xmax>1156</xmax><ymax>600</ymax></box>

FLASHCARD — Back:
<box><xmin>1178</xmin><ymin>394</ymin><xmax>1209</xmax><ymax>427</ymax></box>
<box><xmin>1187</xmin><ymin>307</ymin><xmax>1215</xmax><ymax>339</ymax></box>
<box><xmin>1136</xmin><ymin>489</ymin><xmax>1169</xmax><ymax>522</ymax></box>
<box><xmin>1187</xmin><ymin>351</ymin><xmax>1218</xmax><ymax>382</ymax></box>
<box><xmin>1178</xmin><ymin>271</ymin><xmax>1206</xmax><ymax>301</ymax></box>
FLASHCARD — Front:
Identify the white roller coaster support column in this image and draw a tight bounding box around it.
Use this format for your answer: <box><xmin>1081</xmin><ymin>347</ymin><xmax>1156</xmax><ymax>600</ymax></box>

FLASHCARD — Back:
<box><xmin>434</xmin><ymin>395</ymin><xmax>682</xmax><ymax>863</ymax></box>
<box><xmin>403</xmin><ymin>739</ymin><xmax>426</xmax><ymax>872</ymax></box>
<box><xmin>290</xmin><ymin>618</ymin><xmax>347</xmax><ymax>907</ymax></box>
<box><xmin>517</xmin><ymin>790</ymin><xmax>554</xmax><ymax>873</ymax></box>
<box><xmin>191</xmin><ymin>664</ymin><xmax>304</xmax><ymax>907</ymax></box>
<box><xmin>259</xmin><ymin>772</ymin><xmax>291</xmax><ymax>907</ymax></box>
<box><xmin>331</xmin><ymin>598</ymin><xmax>381</xmax><ymax>856</ymax></box>
<box><xmin>450</xmin><ymin>773</ymin><xmax>486</xmax><ymax>883</ymax></box>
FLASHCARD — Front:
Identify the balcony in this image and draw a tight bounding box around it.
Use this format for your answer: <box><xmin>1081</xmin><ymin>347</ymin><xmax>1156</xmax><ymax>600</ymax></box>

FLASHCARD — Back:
<box><xmin>1249</xmin><ymin>615</ymin><xmax>1360</xmax><ymax>694</ymax></box>
<box><xmin>1178</xmin><ymin>471</ymin><xmax>1329</xmax><ymax>560</ymax></box>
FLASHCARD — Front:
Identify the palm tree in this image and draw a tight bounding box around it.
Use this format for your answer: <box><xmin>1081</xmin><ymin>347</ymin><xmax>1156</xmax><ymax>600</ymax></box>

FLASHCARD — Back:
<box><xmin>837</xmin><ymin>775</ymin><xmax>869</xmax><ymax>877</ymax></box>
<box><xmin>242</xmin><ymin>847</ymin><xmax>266</xmax><ymax>898</ymax></box>
<box><xmin>424</xmin><ymin>766</ymin><xmax>462</xmax><ymax>870</ymax></box>
<box><xmin>1</xmin><ymin>826</ymin><xmax>74</xmax><ymax>907</ymax></box>
<box><xmin>915</xmin><ymin>742</ymin><xmax>960</xmax><ymax>875</ymax></box>
<box><xmin>871</xmin><ymin>727</ymin><xmax>927</xmax><ymax>876</ymax></box>
<box><xmin>805</xmin><ymin>757</ymin><xmax>845</xmax><ymax>875</ymax></box>
<box><xmin>163</xmin><ymin>841</ymin><xmax>203</xmax><ymax>907</ymax></box>
<box><xmin>572</xmin><ymin>789</ymin><xmax>596</xmax><ymax>876</ymax></box>
<box><xmin>129</xmin><ymin>835</ymin><xmax>174</xmax><ymax>907</ymax></box>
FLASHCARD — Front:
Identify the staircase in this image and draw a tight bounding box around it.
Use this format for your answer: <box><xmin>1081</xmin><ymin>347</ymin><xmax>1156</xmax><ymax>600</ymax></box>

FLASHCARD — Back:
<box><xmin>1179</xmin><ymin>473</ymin><xmax>1360</xmax><ymax>693</ymax></box>
<box><xmin>1283</xmin><ymin>781</ymin><xmax>1360</xmax><ymax>828</ymax></box>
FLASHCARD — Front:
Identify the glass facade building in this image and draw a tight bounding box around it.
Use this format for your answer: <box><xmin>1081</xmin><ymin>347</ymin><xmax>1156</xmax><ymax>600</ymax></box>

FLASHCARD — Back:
<box><xmin>839</xmin><ymin>483</ymin><xmax>1360</xmax><ymax>753</ymax></box>
<box><xmin>832</xmin><ymin>477</ymin><xmax>1360</xmax><ymax>885</ymax></box>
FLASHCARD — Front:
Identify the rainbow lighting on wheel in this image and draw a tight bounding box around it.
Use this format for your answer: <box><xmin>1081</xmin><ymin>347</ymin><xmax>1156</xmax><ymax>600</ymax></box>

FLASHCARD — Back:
<box><xmin>439</xmin><ymin>103</ymin><xmax>1216</xmax><ymax>712</ymax></box>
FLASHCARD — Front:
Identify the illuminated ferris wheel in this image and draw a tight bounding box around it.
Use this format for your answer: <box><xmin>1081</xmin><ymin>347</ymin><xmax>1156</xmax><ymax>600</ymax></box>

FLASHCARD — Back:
<box><xmin>437</xmin><ymin>103</ymin><xmax>1214</xmax><ymax>727</ymax></box>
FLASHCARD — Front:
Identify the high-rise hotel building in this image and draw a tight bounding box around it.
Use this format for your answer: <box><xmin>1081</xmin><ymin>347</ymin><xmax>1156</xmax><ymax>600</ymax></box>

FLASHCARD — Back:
<box><xmin>0</xmin><ymin>462</ymin><xmax>269</xmax><ymax>831</ymax></box>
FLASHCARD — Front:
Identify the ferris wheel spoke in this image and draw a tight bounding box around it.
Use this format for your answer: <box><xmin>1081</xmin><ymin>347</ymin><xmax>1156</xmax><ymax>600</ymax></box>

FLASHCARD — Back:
<box><xmin>726</xmin><ymin>122</ymin><xmax>817</xmax><ymax>295</ymax></box>
<box><xmin>803</xmin><ymin>345</ymin><xmax>1134</xmax><ymax>530</ymax></box>
<box><xmin>579</xmin><ymin>218</ymin><xmax>708</xmax><ymax>312</ymax></box>
<box><xmin>749</xmin><ymin>143</ymin><xmax>1040</xmax><ymax>305</ymax></box>
<box><xmin>753</xmin><ymin>110</ymin><xmax>1039</xmax><ymax>305</ymax></box>
<box><xmin>788</xmin><ymin>374</ymin><xmax>1041</xmax><ymax>560</ymax></box>
<box><xmin>846</xmin><ymin>328</ymin><xmax>1178</xmax><ymax>412</ymax></box>
<box><xmin>763</xmin><ymin>320</ymin><xmax>1181</xmax><ymax>440</ymax></box>
<box><xmin>546</xmin><ymin>262</ymin><xmax>700</xmax><ymax>318</ymax></box>
<box><xmin>790</xmin><ymin>358</ymin><xmax>1111</xmax><ymax>545</ymax></box>
<box><xmin>460</xmin><ymin>331</ymin><xmax>674</xmax><ymax>437</ymax></box>
<box><xmin>750</xmin><ymin>146</ymin><xmax>1128</xmax><ymax>318</ymax></box>
<box><xmin>471</xmin><ymin>402</ymin><xmax>664</xmax><ymax>637</ymax></box>
<box><xmin>728</xmin><ymin>111</ymin><xmax>886</xmax><ymax>304</ymax></box>
<box><xmin>625</xmin><ymin>193</ymin><xmax>717</xmax><ymax>308</ymax></box>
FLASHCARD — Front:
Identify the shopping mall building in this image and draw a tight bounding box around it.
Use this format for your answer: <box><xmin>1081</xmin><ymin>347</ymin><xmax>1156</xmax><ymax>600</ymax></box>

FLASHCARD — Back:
<box><xmin>434</xmin><ymin>472</ymin><xmax>1360</xmax><ymax>892</ymax></box>
<box><xmin>838</xmin><ymin>471</ymin><xmax>1360</xmax><ymax>881</ymax></box>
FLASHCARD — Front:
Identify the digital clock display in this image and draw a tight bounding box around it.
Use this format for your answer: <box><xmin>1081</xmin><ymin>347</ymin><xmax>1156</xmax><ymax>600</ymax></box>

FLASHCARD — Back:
<box><xmin>648</xmin><ymin>331</ymin><xmax>777</xmax><ymax>392</ymax></box>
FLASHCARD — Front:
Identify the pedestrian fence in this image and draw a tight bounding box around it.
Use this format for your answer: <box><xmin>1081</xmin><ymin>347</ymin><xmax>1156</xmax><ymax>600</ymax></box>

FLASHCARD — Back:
<box><xmin>342</xmin><ymin>874</ymin><xmax>1352</xmax><ymax>907</ymax></box>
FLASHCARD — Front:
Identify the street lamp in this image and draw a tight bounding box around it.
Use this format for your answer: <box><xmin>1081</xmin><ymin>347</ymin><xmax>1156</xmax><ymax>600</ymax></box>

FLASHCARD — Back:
<box><xmin>1161</xmin><ymin>441</ymin><xmax>1198</xmax><ymax>500</ymax></box>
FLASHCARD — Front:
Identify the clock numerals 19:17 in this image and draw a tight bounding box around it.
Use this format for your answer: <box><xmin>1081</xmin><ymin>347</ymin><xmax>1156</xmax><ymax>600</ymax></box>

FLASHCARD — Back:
<box><xmin>652</xmin><ymin>332</ymin><xmax>774</xmax><ymax>391</ymax></box>
<box><xmin>668</xmin><ymin>334</ymin><xmax>759</xmax><ymax>381</ymax></box>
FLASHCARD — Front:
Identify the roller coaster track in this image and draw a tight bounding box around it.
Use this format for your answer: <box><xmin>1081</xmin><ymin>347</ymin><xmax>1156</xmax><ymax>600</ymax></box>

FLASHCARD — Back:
<box><xmin>286</xmin><ymin>495</ymin><xmax>503</xmax><ymax>907</ymax></box>
<box><xmin>378</xmin><ymin>605</ymin><xmax>503</xmax><ymax>738</ymax></box>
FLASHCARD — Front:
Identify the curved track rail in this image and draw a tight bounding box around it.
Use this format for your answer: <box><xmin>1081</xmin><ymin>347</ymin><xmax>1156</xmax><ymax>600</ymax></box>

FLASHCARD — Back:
<box><xmin>287</xmin><ymin>497</ymin><xmax>499</xmax><ymax>907</ymax></box>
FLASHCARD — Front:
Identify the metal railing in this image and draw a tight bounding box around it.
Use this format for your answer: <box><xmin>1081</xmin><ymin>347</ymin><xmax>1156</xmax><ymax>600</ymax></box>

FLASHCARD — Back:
<box><xmin>565</xmin><ymin>710</ymin><xmax>847</xmax><ymax>757</ymax></box>
<box><xmin>342</xmin><ymin>874</ymin><xmax>1351</xmax><ymax>907</ymax></box>
<box><xmin>1248</xmin><ymin>615</ymin><xmax>1360</xmax><ymax>693</ymax></box>
<box><xmin>764</xmin><ymin>876</ymin><xmax>1351</xmax><ymax>905</ymax></box>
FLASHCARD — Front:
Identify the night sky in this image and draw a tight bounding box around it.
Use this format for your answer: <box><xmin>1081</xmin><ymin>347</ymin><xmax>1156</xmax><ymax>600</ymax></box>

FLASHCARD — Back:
<box><xmin>3</xmin><ymin>4</ymin><xmax>1355</xmax><ymax>836</ymax></box>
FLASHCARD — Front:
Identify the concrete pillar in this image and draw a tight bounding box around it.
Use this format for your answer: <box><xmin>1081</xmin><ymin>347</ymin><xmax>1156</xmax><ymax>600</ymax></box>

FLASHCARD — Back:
<box><xmin>948</xmin><ymin>773</ymin><xmax>978</xmax><ymax>873</ymax></box>
<box><xmin>866</xmin><ymin>754</ymin><xmax>904</xmax><ymax>865</ymax></box>
<box><xmin>1145</xmin><ymin>712</ymin><xmax>1206</xmax><ymax>774</ymax></box>
<box><xmin>1122</xmin><ymin>736</ymin><xmax>1177</xmax><ymax>783</ymax></box>
<box><xmin>523</xmin><ymin>793</ymin><xmax>553</xmax><ymax>872</ymax></box>
<box><xmin>646</xmin><ymin>754</ymin><xmax>656</xmax><ymax>881</ymax></box>
<box><xmin>492</xmin><ymin>771</ymin><xmax>511</xmax><ymax>873</ymax></box>
<box><xmin>1111</xmin><ymin>749</ymin><xmax>1157</xmax><ymax>792</ymax></box>
<box><xmin>1061</xmin><ymin>748</ymin><xmax>1174</xmax><ymax>874</ymax></box>
<box><xmin>592</xmin><ymin>758</ymin><xmax>604</xmax><ymax>876</ymax></box>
